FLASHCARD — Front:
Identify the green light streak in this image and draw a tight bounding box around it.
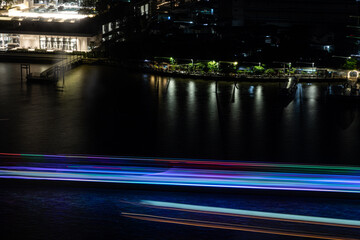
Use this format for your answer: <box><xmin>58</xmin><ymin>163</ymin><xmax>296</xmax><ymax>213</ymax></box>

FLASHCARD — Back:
<box><xmin>142</xmin><ymin>200</ymin><xmax>360</xmax><ymax>227</ymax></box>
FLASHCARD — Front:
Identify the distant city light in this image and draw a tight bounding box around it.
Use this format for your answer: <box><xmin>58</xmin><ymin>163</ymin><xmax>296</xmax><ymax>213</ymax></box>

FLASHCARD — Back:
<box><xmin>348</xmin><ymin>70</ymin><xmax>359</xmax><ymax>80</ymax></box>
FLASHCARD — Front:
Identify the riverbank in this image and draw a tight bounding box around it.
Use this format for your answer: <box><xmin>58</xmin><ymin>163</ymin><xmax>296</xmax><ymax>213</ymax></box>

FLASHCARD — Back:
<box><xmin>89</xmin><ymin>58</ymin><xmax>348</xmax><ymax>82</ymax></box>
<box><xmin>0</xmin><ymin>51</ymin><xmax>349</xmax><ymax>82</ymax></box>
<box><xmin>136</xmin><ymin>68</ymin><xmax>346</xmax><ymax>82</ymax></box>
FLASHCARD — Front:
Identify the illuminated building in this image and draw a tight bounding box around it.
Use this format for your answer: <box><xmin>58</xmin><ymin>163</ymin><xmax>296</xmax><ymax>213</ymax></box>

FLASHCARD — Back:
<box><xmin>0</xmin><ymin>1</ymin><xmax>99</xmax><ymax>51</ymax></box>
<box><xmin>132</xmin><ymin>0</ymin><xmax>218</xmax><ymax>34</ymax></box>
<box><xmin>0</xmin><ymin>19</ymin><xmax>100</xmax><ymax>51</ymax></box>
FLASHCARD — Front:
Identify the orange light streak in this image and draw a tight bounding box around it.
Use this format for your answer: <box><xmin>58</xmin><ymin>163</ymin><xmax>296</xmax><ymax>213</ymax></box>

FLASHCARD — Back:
<box><xmin>136</xmin><ymin>202</ymin><xmax>360</xmax><ymax>229</ymax></box>
<box><xmin>122</xmin><ymin>212</ymin><xmax>356</xmax><ymax>240</ymax></box>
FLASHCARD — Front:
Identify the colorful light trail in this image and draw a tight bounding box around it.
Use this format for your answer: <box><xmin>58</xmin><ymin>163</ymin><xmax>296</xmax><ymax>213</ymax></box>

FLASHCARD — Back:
<box><xmin>121</xmin><ymin>212</ymin><xmax>358</xmax><ymax>240</ymax></box>
<box><xmin>139</xmin><ymin>200</ymin><xmax>360</xmax><ymax>228</ymax></box>
<box><xmin>0</xmin><ymin>152</ymin><xmax>360</xmax><ymax>193</ymax></box>
<box><xmin>119</xmin><ymin>200</ymin><xmax>360</xmax><ymax>239</ymax></box>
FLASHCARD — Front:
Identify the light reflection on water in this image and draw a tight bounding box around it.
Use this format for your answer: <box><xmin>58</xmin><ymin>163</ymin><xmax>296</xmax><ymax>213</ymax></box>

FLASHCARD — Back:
<box><xmin>0</xmin><ymin>63</ymin><xmax>359</xmax><ymax>164</ymax></box>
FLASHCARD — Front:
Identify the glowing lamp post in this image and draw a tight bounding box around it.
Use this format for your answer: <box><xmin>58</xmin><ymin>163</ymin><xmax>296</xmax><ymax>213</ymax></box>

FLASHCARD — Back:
<box><xmin>289</xmin><ymin>62</ymin><xmax>291</xmax><ymax>76</ymax></box>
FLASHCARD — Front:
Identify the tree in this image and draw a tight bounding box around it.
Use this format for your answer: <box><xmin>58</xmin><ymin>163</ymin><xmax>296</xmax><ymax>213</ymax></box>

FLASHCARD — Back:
<box><xmin>343</xmin><ymin>58</ymin><xmax>358</xmax><ymax>70</ymax></box>
<box><xmin>264</xmin><ymin>68</ymin><xmax>275</xmax><ymax>76</ymax></box>
<box><xmin>207</xmin><ymin>61</ymin><xmax>219</xmax><ymax>72</ymax></box>
<box><xmin>219</xmin><ymin>62</ymin><xmax>237</xmax><ymax>74</ymax></box>
<box><xmin>169</xmin><ymin>57</ymin><xmax>176</xmax><ymax>65</ymax></box>
<box><xmin>194</xmin><ymin>62</ymin><xmax>206</xmax><ymax>72</ymax></box>
<box><xmin>253</xmin><ymin>65</ymin><xmax>265</xmax><ymax>74</ymax></box>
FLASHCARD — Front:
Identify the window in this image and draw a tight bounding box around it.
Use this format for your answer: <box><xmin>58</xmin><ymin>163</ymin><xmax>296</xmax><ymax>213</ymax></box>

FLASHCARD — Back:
<box><xmin>141</xmin><ymin>5</ymin><xmax>145</xmax><ymax>16</ymax></box>
<box><xmin>71</xmin><ymin>39</ymin><xmax>77</xmax><ymax>51</ymax></box>
<box><xmin>145</xmin><ymin>4</ymin><xmax>149</xmax><ymax>15</ymax></box>
<box><xmin>40</xmin><ymin>36</ymin><xmax>46</xmax><ymax>49</ymax></box>
<box><xmin>58</xmin><ymin>38</ymin><xmax>63</xmax><ymax>50</ymax></box>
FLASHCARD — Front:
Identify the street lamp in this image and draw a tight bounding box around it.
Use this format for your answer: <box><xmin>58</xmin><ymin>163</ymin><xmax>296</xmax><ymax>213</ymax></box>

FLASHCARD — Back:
<box><xmin>288</xmin><ymin>62</ymin><xmax>291</xmax><ymax>76</ymax></box>
<box><xmin>190</xmin><ymin>59</ymin><xmax>194</xmax><ymax>72</ymax></box>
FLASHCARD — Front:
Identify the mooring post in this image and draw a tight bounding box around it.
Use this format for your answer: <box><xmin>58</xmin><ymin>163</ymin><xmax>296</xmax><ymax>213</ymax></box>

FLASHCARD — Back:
<box><xmin>62</xmin><ymin>66</ymin><xmax>65</xmax><ymax>85</ymax></box>
<box><xmin>20</xmin><ymin>64</ymin><xmax>22</xmax><ymax>83</ymax></box>
<box><xmin>20</xmin><ymin>63</ymin><xmax>30</xmax><ymax>84</ymax></box>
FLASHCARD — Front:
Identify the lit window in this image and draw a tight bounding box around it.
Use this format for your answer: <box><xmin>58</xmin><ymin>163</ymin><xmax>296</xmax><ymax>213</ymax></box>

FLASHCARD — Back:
<box><xmin>145</xmin><ymin>4</ymin><xmax>149</xmax><ymax>15</ymax></box>
<box><xmin>141</xmin><ymin>5</ymin><xmax>145</xmax><ymax>16</ymax></box>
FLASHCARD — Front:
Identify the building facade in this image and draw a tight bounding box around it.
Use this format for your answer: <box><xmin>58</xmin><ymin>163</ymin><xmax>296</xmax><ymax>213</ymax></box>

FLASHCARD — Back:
<box><xmin>0</xmin><ymin>17</ymin><xmax>100</xmax><ymax>51</ymax></box>
<box><xmin>0</xmin><ymin>0</ymin><xmax>100</xmax><ymax>52</ymax></box>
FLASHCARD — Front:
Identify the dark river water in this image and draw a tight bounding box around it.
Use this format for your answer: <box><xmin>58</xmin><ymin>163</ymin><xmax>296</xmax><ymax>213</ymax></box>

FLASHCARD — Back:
<box><xmin>1</xmin><ymin>183</ymin><xmax>360</xmax><ymax>240</ymax></box>
<box><xmin>0</xmin><ymin>62</ymin><xmax>358</xmax><ymax>164</ymax></box>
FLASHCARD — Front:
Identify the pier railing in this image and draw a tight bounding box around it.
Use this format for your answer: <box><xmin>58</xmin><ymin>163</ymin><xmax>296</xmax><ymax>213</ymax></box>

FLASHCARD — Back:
<box><xmin>40</xmin><ymin>54</ymin><xmax>83</xmax><ymax>80</ymax></box>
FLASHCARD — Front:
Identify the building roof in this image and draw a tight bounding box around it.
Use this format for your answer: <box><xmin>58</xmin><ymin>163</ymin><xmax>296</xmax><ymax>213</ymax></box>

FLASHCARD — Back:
<box><xmin>0</xmin><ymin>17</ymin><xmax>100</xmax><ymax>36</ymax></box>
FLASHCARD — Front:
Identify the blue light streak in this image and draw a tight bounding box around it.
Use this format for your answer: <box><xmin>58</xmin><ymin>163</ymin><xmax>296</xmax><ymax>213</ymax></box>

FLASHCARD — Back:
<box><xmin>0</xmin><ymin>153</ymin><xmax>360</xmax><ymax>193</ymax></box>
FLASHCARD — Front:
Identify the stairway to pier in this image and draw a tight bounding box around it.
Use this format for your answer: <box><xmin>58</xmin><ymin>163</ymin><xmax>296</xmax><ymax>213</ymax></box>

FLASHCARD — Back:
<box><xmin>40</xmin><ymin>55</ymin><xmax>83</xmax><ymax>79</ymax></box>
<box><xmin>25</xmin><ymin>54</ymin><xmax>84</xmax><ymax>83</ymax></box>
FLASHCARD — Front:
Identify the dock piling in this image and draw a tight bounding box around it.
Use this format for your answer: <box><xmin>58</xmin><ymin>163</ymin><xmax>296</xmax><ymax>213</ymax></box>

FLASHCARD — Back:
<box><xmin>20</xmin><ymin>63</ymin><xmax>30</xmax><ymax>84</ymax></box>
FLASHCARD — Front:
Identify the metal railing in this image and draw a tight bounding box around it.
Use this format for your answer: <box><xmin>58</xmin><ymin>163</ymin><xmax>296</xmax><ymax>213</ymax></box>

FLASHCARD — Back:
<box><xmin>40</xmin><ymin>54</ymin><xmax>83</xmax><ymax>79</ymax></box>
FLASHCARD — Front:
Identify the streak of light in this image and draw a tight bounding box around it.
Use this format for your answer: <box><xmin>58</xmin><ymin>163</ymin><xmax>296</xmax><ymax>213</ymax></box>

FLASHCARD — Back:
<box><xmin>1</xmin><ymin>166</ymin><xmax>360</xmax><ymax>193</ymax></box>
<box><xmin>121</xmin><ymin>212</ymin><xmax>356</xmax><ymax>240</ymax></box>
<box><xmin>0</xmin><ymin>152</ymin><xmax>360</xmax><ymax>174</ymax></box>
<box><xmin>1</xmin><ymin>153</ymin><xmax>360</xmax><ymax>193</ymax></box>
<box><xmin>139</xmin><ymin>200</ymin><xmax>360</xmax><ymax>228</ymax></box>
